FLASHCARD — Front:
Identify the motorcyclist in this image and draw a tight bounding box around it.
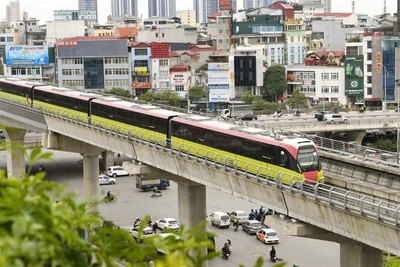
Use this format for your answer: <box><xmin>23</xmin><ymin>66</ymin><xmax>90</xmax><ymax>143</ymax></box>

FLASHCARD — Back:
<box><xmin>222</xmin><ymin>239</ymin><xmax>232</xmax><ymax>259</ymax></box>
<box><xmin>133</xmin><ymin>217</ymin><xmax>141</xmax><ymax>229</ymax></box>
<box><xmin>38</xmin><ymin>165</ymin><xmax>45</xmax><ymax>172</ymax></box>
<box><xmin>232</xmin><ymin>219</ymin><xmax>239</xmax><ymax>231</ymax></box>
<box><xmin>270</xmin><ymin>246</ymin><xmax>277</xmax><ymax>262</ymax></box>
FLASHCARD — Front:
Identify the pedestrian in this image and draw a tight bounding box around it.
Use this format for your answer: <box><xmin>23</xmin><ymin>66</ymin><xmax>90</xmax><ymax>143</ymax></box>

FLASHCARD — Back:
<box><xmin>152</xmin><ymin>223</ymin><xmax>157</xmax><ymax>233</ymax></box>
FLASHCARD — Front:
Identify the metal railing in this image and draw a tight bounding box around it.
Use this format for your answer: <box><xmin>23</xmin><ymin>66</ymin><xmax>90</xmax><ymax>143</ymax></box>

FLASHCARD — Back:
<box><xmin>306</xmin><ymin>134</ymin><xmax>400</xmax><ymax>167</ymax></box>
<box><xmin>1</xmin><ymin>94</ymin><xmax>400</xmax><ymax>228</ymax></box>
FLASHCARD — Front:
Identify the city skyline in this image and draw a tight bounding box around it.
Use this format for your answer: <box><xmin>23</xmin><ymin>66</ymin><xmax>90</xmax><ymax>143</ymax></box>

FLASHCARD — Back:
<box><xmin>1</xmin><ymin>0</ymin><xmax>398</xmax><ymax>24</ymax></box>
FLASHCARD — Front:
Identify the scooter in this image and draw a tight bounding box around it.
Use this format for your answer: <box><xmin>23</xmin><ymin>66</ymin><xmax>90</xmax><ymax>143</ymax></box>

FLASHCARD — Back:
<box><xmin>151</xmin><ymin>191</ymin><xmax>162</xmax><ymax>198</ymax></box>
<box><xmin>221</xmin><ymin>245</ymin><xmax>230</xmax><ymax>259</ymax></box>
<box><xmin>273</xmin><ymin>111</ymin><xmax>282</xmax><ymax>118</ymax></box>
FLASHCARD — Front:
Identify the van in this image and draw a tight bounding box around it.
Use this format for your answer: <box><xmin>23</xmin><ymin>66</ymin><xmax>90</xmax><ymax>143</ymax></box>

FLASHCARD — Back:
<box><xmin>107</xmin><ymin>166</ymin><xmax>129</xmax><ymax>177</ymax></box>
<box><xmin>323</xmin><ymin>114</ymin><xmax>349</xmax><ymax>124</ymax></box>
<box><xmin>209</xmin><ymin>211</ymin><xmax>231</xmax><ymax>228</ymax></box>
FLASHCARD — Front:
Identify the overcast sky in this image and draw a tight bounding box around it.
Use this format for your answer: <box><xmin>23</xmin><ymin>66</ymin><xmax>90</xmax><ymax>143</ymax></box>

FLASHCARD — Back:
<box><xmin>2</xmin><ymin>0</ymin><xmax>398</xmax><ymax>24</ymax></box>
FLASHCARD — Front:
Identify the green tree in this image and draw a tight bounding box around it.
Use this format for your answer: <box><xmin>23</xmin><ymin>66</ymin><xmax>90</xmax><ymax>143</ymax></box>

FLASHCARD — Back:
<box><xmin>139</xmin><ymin>91</ymin><xmax>156</xmax><ymax>102</ymax></box>
<box><xmin>0</xmin><ymin>146</ymin><xmax>221</xmax><ymax>267</ymax></box>
<box><xmin>263</xmin><ymin>65</ymin><xmax>286</xmax><ymax>102</ymax></box>
<box><xmin>286</xmin><ymin>89</ymin><xmax>307</xmax><ymax>109</ymax></box>
<box><xmin>189</xmin><ymin>86</ymin><xmax>207</xmax><ymax>102</ymax></box>
<box><xmin>107</xmin><ymin>88</ymin><xmax>132</xmax><ymax>98</ymax></box>
<box><xmin>370</xmin><ymin>138</ymin><xmax>397</xmax><ymax>152</ymax></box>
<box><xmin>155</xmin><ymin>90</ymin><xmax>182</xmax><ymax>107</ymax></box>
<box><xmin>240</xmin><ymin>92</ymin><xmax>256</xmax><ymax>104</ymax></box>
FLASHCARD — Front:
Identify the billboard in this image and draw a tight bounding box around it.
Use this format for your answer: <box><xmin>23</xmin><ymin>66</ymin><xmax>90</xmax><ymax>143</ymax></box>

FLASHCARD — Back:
<box><xmin>208</xmin><ymin>63</ymin><xmax>231</xmax><ymax>103</ymax></box>
<box><xmin>5</xmin><ymin>45</ymin><xmax>49</xmax><ymax>65</ymax></box>
<box><xmin>345</xmin><ymin>55</ymin><xmax>364</xmax><ymax>100</ymax></box>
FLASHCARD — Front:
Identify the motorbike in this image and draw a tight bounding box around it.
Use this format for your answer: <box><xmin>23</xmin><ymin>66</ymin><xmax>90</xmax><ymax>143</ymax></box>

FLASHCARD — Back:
<box><xmin>293</xmin><ymin>110</ymin><xmax>301</xmax><ymax>117</ymax></box>
<box><xmin>151</xmin><ymin>191</ymin><xmax>162</xmax><ymax>198</ymax></box>
<box><xmin>104</xmin><ymin>194</ymin><xmax>117</xmax><ymax>203</ymax></box>
<box><xmin>273</xmin><ymin>111</ymin><xmax>282</xmax><ymax>118</ymax></box>
<box><xmin>221</xmin><ymin>239</ymin><xmax>232</xmax><ymax>259</ymax></box>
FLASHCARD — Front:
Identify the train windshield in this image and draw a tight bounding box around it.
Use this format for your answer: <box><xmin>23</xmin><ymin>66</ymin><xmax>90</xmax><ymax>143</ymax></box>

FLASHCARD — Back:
<box><xmin>297</xmin><ymin>146</ymin><xmax>319</xmax><ymax>172</ymax></box>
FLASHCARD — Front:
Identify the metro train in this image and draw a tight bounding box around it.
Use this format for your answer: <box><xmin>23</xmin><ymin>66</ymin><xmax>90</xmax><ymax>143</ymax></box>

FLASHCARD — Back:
<box><xmin>0</xmin><ymin>77</ymin><xmax>324</xmax><ymax>184</ymax></box>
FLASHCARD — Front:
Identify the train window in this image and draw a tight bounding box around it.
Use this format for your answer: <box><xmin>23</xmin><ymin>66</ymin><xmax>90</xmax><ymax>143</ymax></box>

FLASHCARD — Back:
<box><xmin>279</xmin><ymin>150</ymin><xmax>288</xmax><ymax>167</ymax></box>
<box><xmin>297</xmin><ymin>146</ymin><xmax>318</xmax><ymax>171</ymax></box>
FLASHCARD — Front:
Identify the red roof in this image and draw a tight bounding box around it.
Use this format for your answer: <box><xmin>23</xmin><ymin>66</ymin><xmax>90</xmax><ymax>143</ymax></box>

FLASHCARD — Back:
<box><xmin>116</xmin><ymin>27</ymin><xmax>139</xmax><ymax>37</ymax></box>
<box><xmin>169</xmin><ymin>51</ymin><xmax>180</xmax><ymax>57</ymax></box>
<box><xmin>128</xmin><ymin>41</ymin><xmax>151</xmax><ymax>48</ymax></box>
<box><xmin>58</xmin><ymin>36</ymin><xmax>125</xmax><ymax>42</ymax></box>
<box><xmin>170</xmin><ymin>64</ymin><xmax>191</xmax><ymax>72</ymax></box>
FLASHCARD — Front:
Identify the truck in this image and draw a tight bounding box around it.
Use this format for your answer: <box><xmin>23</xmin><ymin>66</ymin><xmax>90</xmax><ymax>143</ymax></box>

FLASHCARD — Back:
<box><xmin>135</xmin><ymin>175</ymin><xmax>170</xmax><ymax>191</ymax></box>
<box><xmin>220</xmin><ymin>104</ymin><xmax>253</xmax><ymax>119</ymax></box>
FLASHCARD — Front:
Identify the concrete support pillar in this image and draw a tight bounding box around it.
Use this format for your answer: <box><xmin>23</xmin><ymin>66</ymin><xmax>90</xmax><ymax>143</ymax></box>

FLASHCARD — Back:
<box><xmin>101</xmin><ymin>150</ymin><xmax>115</xmax><ymax>171</ymax></box>
<box><xmin>346</xmin><ymin>131</ymin><xmax>367</xmax><ymax>145</ymax></box>
<box><xmin>82</xmin><ymin>151</ymin><xmax>101</xmax><ymax>212</ymax></box>
<box><xmin>177</xmin><ymin>181</ymin><xmax>207</xmax><ymax>230</ymax></box>
<box><xmin>3</xmin><ymin>128</ymin><xmax>26</xmax><ymax>179</ymax></box>
<box><xmin>340</xmin><ymin>242</ymin><xmax>382</xmax><ymax>267</ymax></box>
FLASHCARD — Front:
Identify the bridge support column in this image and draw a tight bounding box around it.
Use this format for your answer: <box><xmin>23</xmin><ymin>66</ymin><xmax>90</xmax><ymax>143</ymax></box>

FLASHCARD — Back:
<box><xmin>340</xmin><ymin>242</ymin><xmax>382</xmax><ymax>267</ymax></box>
<box><xmin>3</xmin><ymin>128</ymin><xmax>26</xmax><ymax>179</ymax></box>
<box><xmin>101</xmin><ymin>150</ymin><xmax>115</xmax><ymax>171</ymax></box>
<box><xmin>345</xmin><ymin>131</ymin><xmax>366</xmax><ymax>145</ymax></box>
<box><xmin>177</xmin><ymin>180</ymin><xmax>207</xmax><ymax>230</ymax></box>
<box><xmin>82</xmin><ymin>150</ymin><xmax>101</xmax><ymax>212</ymax></box>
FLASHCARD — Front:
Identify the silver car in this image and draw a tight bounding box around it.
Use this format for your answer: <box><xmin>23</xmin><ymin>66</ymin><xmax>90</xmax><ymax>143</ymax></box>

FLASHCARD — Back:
<box><xmin>242</xmin><ymin>220</ymin><xmax>263</xmax><ymax>235</ymax></box>
<box><xmin>99</xmin><ymin>174</ymin><xmax>116</xmax><ymax>185</ymax></box>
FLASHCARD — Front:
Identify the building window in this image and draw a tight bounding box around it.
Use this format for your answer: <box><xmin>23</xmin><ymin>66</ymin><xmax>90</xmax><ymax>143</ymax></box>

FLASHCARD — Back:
<box><xmin>331</xmin><ymin>86</ymin><xmax>339</xmax><ymax>93</ymax></box>
<box><xmin>321</xmin><ymin>86</ymin><xmax>329</xmax><ymax>93</ymax></box>
<box><xmin>331</xmin><ymin>73</ymin><xmax>339</xmax><ymax>79</ymax></box>
<box><xmin>367</xmin><ymin>41</ymin><xmax>372</xmax><ymax>48</ymax></box>
<box><xmin>175</xmin><ymin>85</ymin><xmax>184</xmax><ymax>91</ymax></box>
<box><xmin>367</xmin><ymin>87</ymin><xmax>372</xmax><ymax>95</ymax></box>
<box><xmin>321</xmin><ymin>73</ymin><xmax>329</xmax><ymax>80</ymax></box>
<box><xmin>159</xmin><ymin>59</ymin><xmax>168</xmax><ymax>66</ymax></box>
<box><xmin>134</xmin><ymin>49</ymin><xmax>147</xmax><ymax>56</ymax></box>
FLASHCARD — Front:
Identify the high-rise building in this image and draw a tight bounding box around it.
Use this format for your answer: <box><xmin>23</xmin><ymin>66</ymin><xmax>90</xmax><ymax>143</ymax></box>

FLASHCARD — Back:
<box><xmin>78</xmin><ymin>0</ymin><xmax>98</xmax><ymax>22</ymax></box>
<box><xmin>148</xmin><ymin>0</ymin><xmax>176</xmax><ymax>17</ymax></box>
<box><xmin>194</xmin><ymin>0</ymin><xmax>237</xmax><ymax>23</ymax></box>
<box><xmin>111</xmin><ymin>0</ymin><xmax>139</xmax><ymax>17</ymax></box>
<box><xmin>244</xmin><ymin>0</ymin><xmax>275</xmax><ymax>9</ymax></box>
<box><xmin>299</xmin><ymin>0</ymin><xmax>331</xmax><ymax>12</ymax></box>
<box><xmin>6</xmin><ymin>0</ymin><xmax>21</xmax><ymax>24</ymax></box>
<box><xmin>194</xmin><ymin>0</ymin><xmax>207</xmax><ymax>23</ymax></box>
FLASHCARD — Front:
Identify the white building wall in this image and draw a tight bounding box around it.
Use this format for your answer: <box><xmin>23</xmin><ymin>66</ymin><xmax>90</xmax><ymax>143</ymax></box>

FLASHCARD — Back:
<box><xmin>46</xmin><ymin>20</ymin><xmax>86</xmax><ymax>46</ymax></box>
<box><xmin>136</xmin><ymin>27</ymin><xmax>197</xmax><ymax>44</ymax></box>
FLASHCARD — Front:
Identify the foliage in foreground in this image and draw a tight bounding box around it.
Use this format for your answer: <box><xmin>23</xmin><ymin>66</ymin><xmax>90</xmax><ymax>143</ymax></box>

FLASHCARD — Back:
<box><xmin>0</xmin><ymin>146</ymin><xmax>222</xmax><ymax>266</ymax></box>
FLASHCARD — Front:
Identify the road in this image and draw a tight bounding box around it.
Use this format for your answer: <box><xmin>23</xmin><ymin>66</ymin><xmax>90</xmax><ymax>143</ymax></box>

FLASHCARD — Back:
<box><xmin>0</xmin><ymin>149</ymin><xmax>340</xmax><ymax>267</ymax></box>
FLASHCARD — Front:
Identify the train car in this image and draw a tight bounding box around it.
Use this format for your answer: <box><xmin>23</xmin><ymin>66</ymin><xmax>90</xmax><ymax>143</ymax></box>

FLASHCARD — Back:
<box><xmin>170</xmin><ymin>116</ymin><xmax>323</xmax><ymax>184</ymax></box>
<box><xmin>0</xmin><ymin>76</ymin><xmax>324</xmax><ymax>183</ymax></box>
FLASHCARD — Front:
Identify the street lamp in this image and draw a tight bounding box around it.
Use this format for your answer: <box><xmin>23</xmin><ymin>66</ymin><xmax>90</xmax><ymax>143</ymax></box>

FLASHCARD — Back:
<box><xmin>382</xmin><ymin>65</ymin><xmax>387</xmax><ymax>111</ymax></box>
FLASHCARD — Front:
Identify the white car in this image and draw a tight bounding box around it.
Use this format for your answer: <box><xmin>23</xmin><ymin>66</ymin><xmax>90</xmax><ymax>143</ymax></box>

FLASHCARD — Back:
<box><xmin>107</xmin><ymin>166</ymin><xmax>129</xmax><ymax>177</ymax></box>
<box><xmin>129</xmin><ymin>226</ymin><xmax>155</xmax><ymax>240</ymax></box>
<box><xmin>99</xmin><ymin>174</ymin><xmax>116</xmax><ymax>185</ymax></box>
<box><xmin>323</xmin><ymin>114</ymin><xmax>349</xmax><ymax>124</ymax></box>
<box><xmin>155</xmin><ymin>218</ymin><xmax>180</xmax><ymax>230</ymax></box>
<box><xmin>256</xmin><ymin>228</ymin><xmax>280</xmax><ymax>244</ymax></box>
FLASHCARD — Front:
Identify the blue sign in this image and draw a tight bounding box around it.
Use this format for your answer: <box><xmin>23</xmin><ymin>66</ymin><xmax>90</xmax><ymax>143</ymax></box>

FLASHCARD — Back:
<box><xmin>5</xmin><ymin>45</ymin><xmax>49</xmax><ymax>65</ymax></box>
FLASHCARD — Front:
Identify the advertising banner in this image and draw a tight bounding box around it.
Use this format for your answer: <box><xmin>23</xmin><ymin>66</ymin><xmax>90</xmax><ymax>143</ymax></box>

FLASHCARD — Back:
<box><xmin>5</xmin><ymin>45</ymin><xmax>49</xmax><ymax>65</ymax></box>
<box><xmin>208</xmin><ymin>63</ymin><xmax>230</xmax><ymax>103</ymax></box>
<box><xmin>345</xmin><ymin>55</ymin><xmax>364</xmax><ymax>97</ymax></box>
